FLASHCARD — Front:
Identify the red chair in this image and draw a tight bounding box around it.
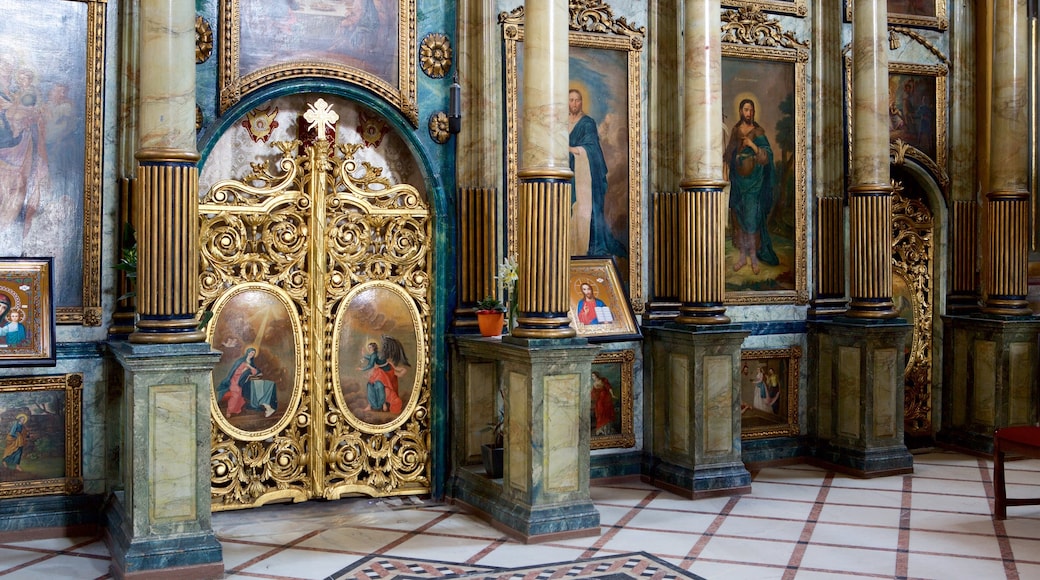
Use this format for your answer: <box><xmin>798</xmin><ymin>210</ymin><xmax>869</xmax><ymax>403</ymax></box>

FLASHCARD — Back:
<box><xmin>993</xmin><ymin>426</ymin><xmax>1040</xmax><ymax>520</ymax></box>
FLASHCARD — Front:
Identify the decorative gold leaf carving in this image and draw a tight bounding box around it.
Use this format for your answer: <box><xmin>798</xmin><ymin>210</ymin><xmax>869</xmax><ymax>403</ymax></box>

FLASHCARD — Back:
<box><xmin>196</xmin><ymin>15</ymin><xmax>213</xmax><ymax>64</ymax></box>
<box><xmin>721</xmin><ymin>6</ymin><xmax>808</xmax><ymax>49</ymax></box>
<box><xmin>419</xmin><ymin>33</ymin><xmax>452</xmax><ymax>79</ymax></box>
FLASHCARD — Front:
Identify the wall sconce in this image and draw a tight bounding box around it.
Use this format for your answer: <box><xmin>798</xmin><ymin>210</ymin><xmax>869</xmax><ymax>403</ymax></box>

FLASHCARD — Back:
<box><xmin>448</xmin><ymin>72</ymin><xmax>461</xmax><ymax>135</ymax></box>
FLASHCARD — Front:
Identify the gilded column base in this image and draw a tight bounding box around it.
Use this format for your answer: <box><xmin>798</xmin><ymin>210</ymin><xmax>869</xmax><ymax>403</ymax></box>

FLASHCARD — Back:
<box><xmin>845</xmin><ymin>298</ymin><xmax>897</xmax><ymax>319</ymax></box>
<box><xmin>131</xmin><ymin>316</ymin><xmax>207</xmax><ymax>344</ymax></box>
<box><xmin>980</xmin><ymin>296</ymin><xmax>1032</xmax><ymax>317</ymax></box>
<box><xmin>511</xmin><ymin>315</ymin><xmax>576</xmax><ymax>339</ymax></box>
<box><xmin>676</xmin><ymin>304</ymin><xmax>730</xmax><ymax>325</ymax></box>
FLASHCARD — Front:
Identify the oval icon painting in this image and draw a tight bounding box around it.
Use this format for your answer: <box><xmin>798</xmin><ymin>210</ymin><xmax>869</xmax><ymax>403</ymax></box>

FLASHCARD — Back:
<box><xmin>207</xmin><ymin>283</ymin><xmax>302</xmax><ymax>439</ymax></box>
<box><xmin>334</xmin><ymin>281</ymin><xmax>424</xmax><ymax>430</ymax></box>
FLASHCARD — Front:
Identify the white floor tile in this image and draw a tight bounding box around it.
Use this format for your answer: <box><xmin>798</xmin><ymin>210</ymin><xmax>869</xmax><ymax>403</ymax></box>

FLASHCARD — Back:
<box><xmin>797</xmin><ymin>543</ymin><xmax>897</xmax><ymax>577</ymax></box>
<box><xmin>808</xmin><ymin>522</ymin><xmax>900</xmax><ymax>550</ymax></box>
<box><xmin>694</xmin><ymin>536</ymin><xmax>796</xmax><ymax>567</ymax></box>
<box><xmin>816</xmin><ymin>503</ymin><xmax>901</xmax><ymax>528</ymax></box>
<box><xmin>714</xmin><ymin>514</ymin><xmax>807</xmax><ymax>543</ymax></box>
<box><xmin>241</xmin><ymin>547</ymin><xmax>363</xmax><ymax>579</ymax></box>
<box><xmin>0</xmin><ymin>553</ymin><xmax>110</xmax><ymax>580</ymax></box>
<box><xmin>296</xmin><ymin>526</ymin><xmax>411</xmax><ymax>554</ymax></box>
<box><xmin>906</xmin><ymin>552</ymin><xmax>1008</xmax><ymax>580</ymax></box>
<box><xmin>382</xmin><ymin>532</ymin><xmax>496</xmax><ymax>562</ymax></box>
<box><xmin>909</xmin><ymin>529</ymin><xmax>1002</xmax><ymax>558</ymax></box>
<box><xmin>624</xmin><ymin>507</ymin><xmax>717</xmax><ymax>534</ymax></box>
<box><xmin>476</xmin><ymin>542</ymin><xmax>587</xmax><ymax>567</ymax></box>
<box><xmin>599</xmin><ymin>528</ymin><xmax>701</xmax><ymax>559</ymax></box>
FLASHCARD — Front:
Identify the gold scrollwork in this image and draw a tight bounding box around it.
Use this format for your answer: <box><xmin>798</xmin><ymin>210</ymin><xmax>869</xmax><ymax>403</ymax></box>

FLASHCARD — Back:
<box><xmin>891</xmin><ymin>181</ymin><xmax>934</xmax><ymax>436</ymax></box>
<box><xmin>201</xmin><ymin>105</ymin><xmax>431</xmax><ymax>508</ymax></box>
<box><xmin>196</xmin><ymin>15</ymin><xmax>213</xmax><ymax>64</ymax></box>
<box><xmin>722</xmin><ymin>6</ymin><xmax>809</xmax><ymax>49</ymax></box>
<box><xmin>419</xmin><ymin>33</ymin><xmax>452</xmax><ymax>79</ymax></box>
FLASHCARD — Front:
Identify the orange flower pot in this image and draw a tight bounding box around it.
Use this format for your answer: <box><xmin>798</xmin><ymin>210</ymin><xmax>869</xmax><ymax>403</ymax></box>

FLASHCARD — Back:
<box><xmin>476</xmin><ymin>311</ymin><xmax>505</xmax><ymax>337</ymax></box>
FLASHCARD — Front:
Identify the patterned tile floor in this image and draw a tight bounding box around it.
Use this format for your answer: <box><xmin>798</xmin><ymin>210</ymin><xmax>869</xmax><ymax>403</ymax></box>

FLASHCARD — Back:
<box><xmin>0</xmin><ymin>450</ymin><xmax>1036</xmax><ymax>579</ymax></box>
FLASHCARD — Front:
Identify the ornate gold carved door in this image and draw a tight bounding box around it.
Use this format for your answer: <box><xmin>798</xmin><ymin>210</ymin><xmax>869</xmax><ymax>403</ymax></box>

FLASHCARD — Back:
<box><xmin>199</xmin><ymin>101</ymin><xmax>431</xmax><ymax>510</ymax></box>
<box><xmin>891</xmin><ymin>182</ymin><xmax>934</xmax><ymax>440</ymax></box>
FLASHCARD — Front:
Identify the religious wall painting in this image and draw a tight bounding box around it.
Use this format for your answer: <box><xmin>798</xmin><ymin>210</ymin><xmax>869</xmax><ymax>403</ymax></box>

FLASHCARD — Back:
<box><xmin>0</xmin><ymin>259</ymin><xmax>55</xmax><ymax>368</ymax></box>
<box><xmin>740</xmin><ymin>347</ymin><xmax>800</xmax><ymax>439</ymax></box>
<box><xmin>844</xmin><ymin>0</ymin><xmax>948</xmax><ymax>30</ymax></box>
<box><xmin>590</xmin><ymin>349</ymin><xmax>635</xmax><ymax>450</ymax></box>
<box><xmin>0</xmin><ymin>0</ymin><xmax>104</xmax><ymax>325</ymax></box>
<box><xmin>207</xmin><ymin>284</ymin><xmax>303</xmax><ymax>440</ymax></box>
<box><xmin>333</xmin><ymin>282</ymin><xmax>425</xmax><ymax>432</ymax></box>
<box><xmin>723</xmin><ymin>0</ymin><xmax>806</xmax><ymax>17</ymax></box>
<box><xmin>0</xmin><ymin>373</ymin><xmax>82</xmax><ymax>498</ymax></box>
<box><xmin>219</xmin><ymin>0</ymin><xmax>417</xmax><ymax>124</ymax></box>
<box><xmin>502</xmin><ymin>8</ymin><xmax>645</xmax><ymax>313</ymax></box>
<box><xmin>721</xmin><ymin>41</ymin><xmax>808</xmax><ymax>305</ymax></box>
<box><xmin>845</xmin><ymin>61</ymin><xmax>948</xmax><ymax>181</ymax></box>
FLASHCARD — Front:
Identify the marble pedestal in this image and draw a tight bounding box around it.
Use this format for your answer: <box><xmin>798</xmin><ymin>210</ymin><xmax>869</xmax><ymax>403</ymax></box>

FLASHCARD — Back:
<box><xmin>808</xmin><ymin>318</ymin><xmax>914</xmax><ymax>477</ymax></box>
<box><xmin>449</xmin><ymin>336</ymin><xmax>601</xmax><ymax>542</ymax></box>
<box><xmin>105</xmin><ymin>342</ymin><xmax>223</xmax><ymax>579</ymax></box>
<box><xmin>643</xmin><ymin>325</ymin><xmax>752</xmax><ymax>498</ymax></box>
<box><xmin>937</xmin><ymin>315</ymin><xmax>1040</xmax><ymax>454</ymax></box>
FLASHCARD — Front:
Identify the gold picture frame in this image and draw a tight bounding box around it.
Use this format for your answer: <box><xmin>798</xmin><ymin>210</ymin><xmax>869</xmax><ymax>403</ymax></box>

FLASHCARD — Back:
<box><xmin>218</xmin><ymin>0</ymin><xmax>418</xmax><ymax>125</ymax></box>
<box><xmin>590</xmin><ymin>349</ymin><xmax>635</xmax><ymax>450</ymax></box>
<box><xmin>739</xmin><ymin>347</ymin><xmax>800</xmax><ymax>439</ymax></box>
<box><xmin>0</xmin><ymin>0</ymin><xmax>105</xmax><ymax>326</ymax></box>
<box><xmin>0</xmin><ymin>374</ymin><xmax>82</xmax><ymax>498</ymax></box>
<box><xmin>0</xmin><ymin>259</ymin><xmax>56</xmax><ymax>367</ymax></box>
<box><xmin>568</xmin><ymin>257</ymin><xmax>641</xmax><ymax>342</ymax></box>
<box><xmin>845</xmin><ymin>59</ymin><xmax>948</xmax><ymax>180</ymax></box>
<box><xmin>723</xmin><ymin>0</ymin><xmax>807</xmax><ymax>17</ymax></box>
<box><xmin>721</xmin><ymin>8</ymin><xmax>808</xmax><ymax>305</ymax></box>
<box><xmin>501</xmin><ymin>1</ymin><xmax>645</xmax><ymax>314</ymax></box>
<box><xmin>845</xmin><ymin>0</ymin><xmax>949</xmax><ymax>31</ymax></box>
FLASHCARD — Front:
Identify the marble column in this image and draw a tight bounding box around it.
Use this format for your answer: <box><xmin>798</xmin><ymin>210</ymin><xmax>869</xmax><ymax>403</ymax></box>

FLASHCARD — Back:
<box><xmin>131</xmin><ymin>0</ymin><xmax>205</xmax><ymax>343</ymax></box>
<box><xmin>946</xmin><ymin>0</ymin><xmax>979</xmax><ymax>314</ymax></box>
<box><xmin>676</xmin><ymin>0</ymin><xmax>729</xmax><ymax>326</ymax></box>
<box><xmin>847</xmin><ymin>0</ymin><xmax>896</xmax><ymax>320</ymax></box>
<box><xmin>449</xmin><ymin>337</ymin><xmax>601</xmax><ymax>541</ymax></box>
<box><xmin>511</xmin><ymin>0</ymin><xmax>575</xmax><ymax>339</ymax></box>
<box><xmin>939</xmin><ymin>0</ymin><xmax>1040</xmax><ymax>454</ymax></box>
<box><xmin>104</xmin><ymin>343</ymin><xmax>222</xmax><ymax>579</ymax></box>
<box><xmin>454</xmin><ymin>0</ymin><xmax>505</xmax><ymax>332</ymax></box>
<box><xmin>808</xmin><ymin>3</ymin><xmax>847</xmax><ymax>318</ymax></box>
<box><xmin>811</xmin><ymin>0</ymin><xmax>912</xmax><ymax>475</ymax></box>
<box><xmin>981</xmin><ymin>0</ymin><xmax>1031</xmax><ymax>317</ymax></box>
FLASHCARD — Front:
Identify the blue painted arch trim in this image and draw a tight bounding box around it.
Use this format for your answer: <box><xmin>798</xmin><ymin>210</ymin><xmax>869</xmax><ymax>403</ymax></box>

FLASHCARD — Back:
<box><xmin>195</xmin><ymin>77</ymin><xmax>454</xmax><ymax>500</ymax></box>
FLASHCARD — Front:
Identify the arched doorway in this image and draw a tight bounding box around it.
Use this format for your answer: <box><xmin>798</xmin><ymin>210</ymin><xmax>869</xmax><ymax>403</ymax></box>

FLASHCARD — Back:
<box><xmin>891</xmin><ymin>161</ymin><xmax>943</xmax><ymax>448</ymax></box>
<box><xmin>197</xmin><ymin>94</ymin><xmax>437</xmax><ymax>510</ymax></box>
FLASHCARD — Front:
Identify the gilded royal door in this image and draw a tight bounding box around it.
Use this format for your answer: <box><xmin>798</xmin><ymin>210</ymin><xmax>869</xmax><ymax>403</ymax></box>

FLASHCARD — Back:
<box><xmin>891</xmin><ymin>179</ymin><xmax>934</xmax><ymax>442</ymax></box>
<box><xmin>199</xmin><ymin>101</ymin><xmax>431</xmax><ymax>510</ymax></box>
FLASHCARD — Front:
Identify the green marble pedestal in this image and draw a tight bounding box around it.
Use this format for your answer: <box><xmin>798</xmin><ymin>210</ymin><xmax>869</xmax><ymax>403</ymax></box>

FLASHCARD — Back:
<box><xmin>643</xmin><ymin>325</ymin><xmax>752</xmax><ymax>498</ymax></box>
<box><xmin>937</xmin><ymin>315</ymin><xmax>1040</xmax><ymax>454</ymax></box>
<box><xmin>449</xmin><ymin>336</ymin><xmax>601</xmax><ymax>542</ymax></box>
<box><xmin>104</xmin><ymin>342</ymin><xmax>223</xmax><ymax>579</ymax></box>
<box><xmin>808</xmin><ymin>318</ymin><xmax>914</xmax><ymax>476</ymax></box>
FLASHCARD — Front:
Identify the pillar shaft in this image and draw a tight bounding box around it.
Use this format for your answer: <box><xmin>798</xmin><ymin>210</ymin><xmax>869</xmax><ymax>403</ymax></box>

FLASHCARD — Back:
<box><xmin>677</xmin><ymin>0</ymin><xmax>728</xmax><ymax>325</ymax></box>
<box><xmin>809</xmin><ymin>4</ymin><xmax>847</xmax><ymax>317</ymax></box>
<box><xmin>512</xmin><ymin>0</ymin><xmax>575</xmax><ymax>339</ymax></box>
<box><xmin>847</xmin><ymin>0</ymin><xmax>896</xmax><ymax>319</ymax></box>
<box><xmin>132</xmin><ymin>0</ymin><xmax>204</xmax><ymax>343</ymax></box>
<box><xmin>982</xmin><ymin>0</ymin><xmax>1031</xmax><ymax>316</ymax></box>
<box><xmin>946</xmin><ymin>0</ymin><xmax>978</xmax><ymax>313</ymax></box>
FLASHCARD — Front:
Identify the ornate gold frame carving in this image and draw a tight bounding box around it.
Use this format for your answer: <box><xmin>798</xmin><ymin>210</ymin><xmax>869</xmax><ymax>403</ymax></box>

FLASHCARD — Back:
<box><xmin>590</xmin><ymin>349</ymin><xmax>635</xmax><ymax>450</ymax></box>
<box><xmin>201</xmin><ymin>104</ymin><xmax>432</xmax><ymax>508</ymax></box>
<box><xmin>722</xmin><ymin>8</ymin><xmax>809</xmax><ymax>305</ymax></box>
<box><xmin>845</xmin><ymin>0</ymin><xmax>948</xmax><ymax>31</ymax></box>
<box><xmin>891</xmin><ymin>181</ymin><xmax>933</xmax><ymax>437</ymax></box>
<box><xmin>845</xmin><ymin>59</ymin><xmax>948</xmax><ymax>187</ymax></box>
<box><xmin>501</xmin><ymin>1</ymin><xmax>645</xmax><ymax>313</ymax></box>
<box><xmin>739</xmin><ymin>347</ymin><xmax>800</xmax><ymax>440</ymax></box>
<box><xmin>0</xmin><ymin>373</ymin><xmax>82</xmax><ymax>498</ymax></box>
<box><xmin>218</xmin><ymin>0</ymin><xmax>418</xmax><ymax>125</ymax></box>
<box><xmin>723</xmin><ymin>0</ymin><xmax>806</xmax><ymax>17</ymax></box>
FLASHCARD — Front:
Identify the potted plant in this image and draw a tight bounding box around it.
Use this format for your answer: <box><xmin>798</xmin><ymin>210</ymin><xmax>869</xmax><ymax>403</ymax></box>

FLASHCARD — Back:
<box><xmin>475</xmin><ymin>295</ymin><xmax>506</xmax><ymax>337</ymax></box>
